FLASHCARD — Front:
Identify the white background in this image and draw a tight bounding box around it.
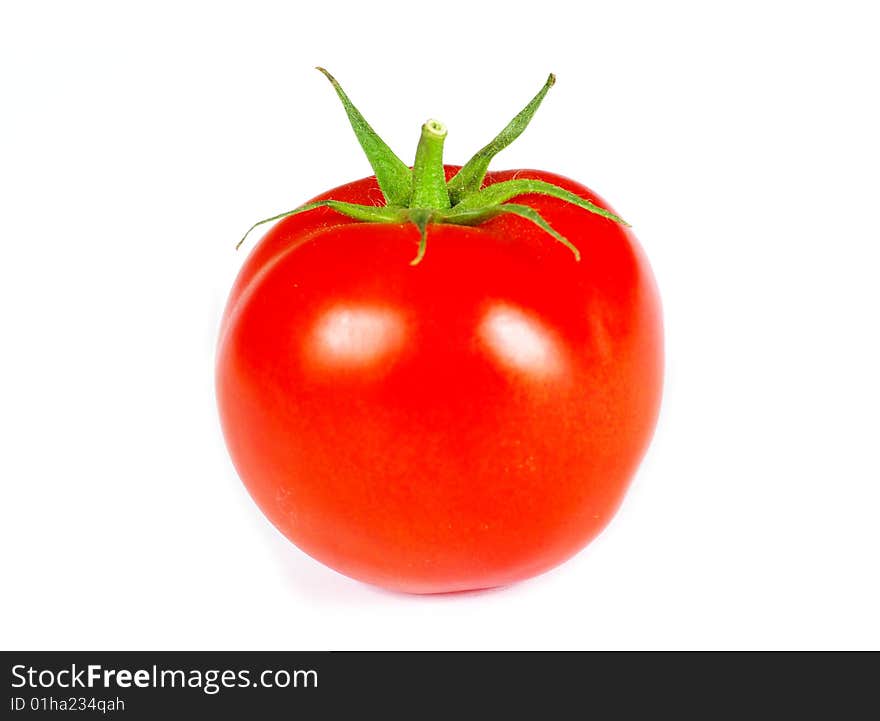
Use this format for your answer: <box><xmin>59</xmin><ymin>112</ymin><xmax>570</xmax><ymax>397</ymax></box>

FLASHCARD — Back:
<box><xmin>2</xmin><ymin>1</ymin><xmax>878</xmax><ymax>650</ymax></box>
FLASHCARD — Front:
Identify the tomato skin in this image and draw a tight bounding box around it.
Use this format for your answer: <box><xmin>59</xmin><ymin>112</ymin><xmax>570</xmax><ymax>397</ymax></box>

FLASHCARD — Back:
<box><xmin>217</xmin><ymin>167</ymin><xmax>663</xmax><ymax>593</ymax></box>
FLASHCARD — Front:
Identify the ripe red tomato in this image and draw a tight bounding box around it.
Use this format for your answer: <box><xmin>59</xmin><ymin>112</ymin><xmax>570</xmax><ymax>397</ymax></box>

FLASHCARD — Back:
<box><xmin>217</xmin><ymin>165</ymin><xmax>663</xmax><ymax>593</ymax></box>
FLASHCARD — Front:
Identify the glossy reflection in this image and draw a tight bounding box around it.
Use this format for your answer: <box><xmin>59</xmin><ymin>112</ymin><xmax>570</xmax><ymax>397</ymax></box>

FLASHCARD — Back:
<box><xmin>309</xmin><ymin>304</ymin><xmax>405</xmax><ymax>368</ymax></box>
<box><xmin>478</xmin><ymin>303</ymin><xmax>566</xmax><ymax>378</ymax></box>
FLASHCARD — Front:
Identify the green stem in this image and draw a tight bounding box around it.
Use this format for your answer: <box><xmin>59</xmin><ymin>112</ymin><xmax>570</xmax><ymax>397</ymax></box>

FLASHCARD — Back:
<box><xmin>410</xmin><ymin>120</ymin><xmax>451</xmax><ymax>209</ymax></box>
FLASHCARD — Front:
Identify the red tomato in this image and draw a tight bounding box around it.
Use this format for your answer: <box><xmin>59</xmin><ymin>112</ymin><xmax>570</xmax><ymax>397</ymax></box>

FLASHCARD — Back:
<box><xmin>216</xmin><ymin>166</ymin><xmax>663</xmax><ymax>593</ymax></box>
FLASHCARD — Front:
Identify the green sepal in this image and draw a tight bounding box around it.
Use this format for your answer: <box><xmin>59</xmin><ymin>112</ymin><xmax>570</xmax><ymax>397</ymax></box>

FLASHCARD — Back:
<box><xmin>316</xmin><ymin>68</ymin><xmax>413</xmax><ymax>206</ymax></box>
<box><xmin>407</xmin><ymin>208</ymin><xmax>433</xmax><ymax>266</ymax></box>
<box><xmin>455</xmin><ymin>178</ymin><xmax>628</xmax><ymax>225</ymax></box>
<box><xmin>236</xmin><ymin>200</ymin><xmax>405</xmax><ymax>250</ymax></box>
<box><xmin>441</xmin><ymin>203</ymin><xmax>580</xmax><ymax>261</ymax></box>
<box><xmin>488</xmin><ymin>203</ymin><xmax>581</xmax><ymax>261</ymax></box>
<box><xmin>446</xmin><ymin>74</ymin><xmax>556</xmax><ymax>204</ymax></box>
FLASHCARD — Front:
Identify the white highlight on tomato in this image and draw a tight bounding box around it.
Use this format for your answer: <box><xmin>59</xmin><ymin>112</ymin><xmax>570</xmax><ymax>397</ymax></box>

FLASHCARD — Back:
<box><xmin>311</xmin><ymin>305</ymin><xmax>405</xmax><ymax>367</ymax></box>
<box><xmin>479</xmin><ymin>303</ymin><xmax>565</xmax><ymax>378</ymax></box>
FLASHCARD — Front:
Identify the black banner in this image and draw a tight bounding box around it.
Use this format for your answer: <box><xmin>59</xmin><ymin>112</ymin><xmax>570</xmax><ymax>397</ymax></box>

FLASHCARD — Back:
<box><xmin>3</xmin><ymin>651</ymin><xmax>877</xmax><ymax>718</ymax></box>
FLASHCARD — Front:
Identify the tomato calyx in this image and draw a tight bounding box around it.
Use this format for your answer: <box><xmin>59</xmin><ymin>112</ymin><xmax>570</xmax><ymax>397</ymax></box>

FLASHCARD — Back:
<box><xmin>237</xmin><ymin>69</ymin><xmax>628</xmax><ymax>265</ymax></box>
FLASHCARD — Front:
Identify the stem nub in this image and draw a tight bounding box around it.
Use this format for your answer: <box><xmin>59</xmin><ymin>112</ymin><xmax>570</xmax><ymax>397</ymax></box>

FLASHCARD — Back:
<box><xmin>410</xmin><ymin>119</ymin><xmax>450</xmax><ymax>209</ymax></box>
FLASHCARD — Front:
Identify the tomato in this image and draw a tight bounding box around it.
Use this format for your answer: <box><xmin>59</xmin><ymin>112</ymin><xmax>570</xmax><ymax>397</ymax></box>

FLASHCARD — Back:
<box><xmin>216</xmin><ymin>72</ymin><xmax>663</xmax><ymax>593</ymax></box>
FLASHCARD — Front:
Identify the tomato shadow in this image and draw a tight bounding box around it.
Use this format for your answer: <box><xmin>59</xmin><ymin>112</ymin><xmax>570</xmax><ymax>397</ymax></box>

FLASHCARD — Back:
<box><xmin>257</xmin><ymin>526</ymin><xmax>367</xmax><ymax>602</ymax></box>
<box><xmin>365</xmin><ymin>583</ymin><xmax>514</xmax><ymax>601</ymax></box>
